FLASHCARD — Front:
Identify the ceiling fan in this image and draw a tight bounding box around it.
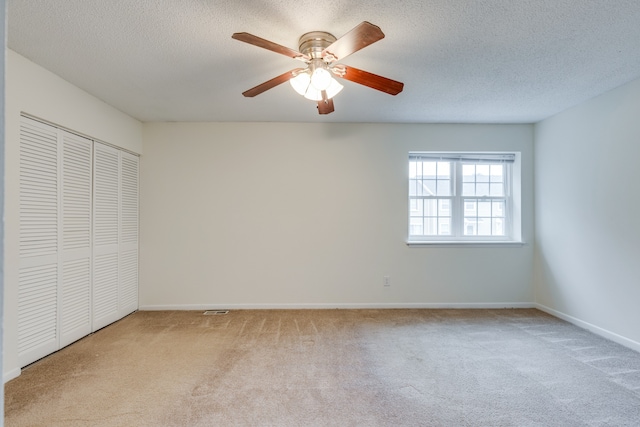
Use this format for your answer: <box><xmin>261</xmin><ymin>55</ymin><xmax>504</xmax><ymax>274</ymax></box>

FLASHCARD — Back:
<box><xmin>232</xmin><ymin>21</ymin><xmax>404</xmax><ymax>115</ymax></box>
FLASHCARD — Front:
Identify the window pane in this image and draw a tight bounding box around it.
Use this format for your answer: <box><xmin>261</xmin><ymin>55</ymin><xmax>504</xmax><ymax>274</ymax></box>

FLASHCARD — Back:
<box><xmin>423</xmin><ymin>199</ymin><xmax>437</xmax><ymax>215</ymax></box>
<box><xmin>424</xmin><ymin>179</ymin><xmax>436</xmax><ymax>196</ymax></box>
<box><xmin>492</xmin><ymin>218</ymin><xmax>505</xmax><ymax>236</ymax></box>
<box><xmin>410</xmin><ymin>217</ymin><xmax>423</xmax><ymax>235</ymax></box>
<box><xmin>409</xmin><ymin>161</ymin><xmax>417</xmax><ymax>178</ymax></box>
<box><xmin>464</xmin><ymin>219</ymin><xmax>477</xmax><ymax>235</ymax></box>
<box><xmin>409</xmin><ymin>180</ymin><xmax>418</xmax><ymax>196</ymax></box>
<box><xmin>477</xmin><ymin>218</ymin><xmax>491</xmax><ymax>235</ymax></box>
<box><xmin>439</xmin><ymin>218</ymin><xmax>451</xmax><ymax>235</ymax></box>
<box><xmin>437</xmin><ymin>179</ymin><xmax>451</xmax><ymax>196</ymax></box>
<box><xmin>490</xmin><ymin>183</ymin><xmax>504</xmax><ymax>196</ymax></box>
<box><xmin>437</xmin><ymin>162</ymin><xmax>450</xmax><ymax>178</ymax></box>
<box><xmin>462</xmin><ymin>164</ymin><xmax>475</xmax><ymax>181</ymax></box>
<box><xmin>476</xmin><ymin>165</ymin><xmax>490</xmax><ymax>182</ymax></box>
<box><xmin>423</xmin><ymin>161</ymin><xmax>436</xmax><ymax>177</ymax></box>
<box><xmin>478</xmin><ymin>201</ymin><xmax>491</xmax><ymax>217</ymax></box>
<box><xmin>462</xmin><ymin>183</ymin><xmax>475</xmax><ymax>196</ymax></box>
<box><xmin>409</xmin><ymin>199</ymin><xmax>423</xmax><ymax>216</ymax></box>
<box><xmin>464</xmin><ymin>200</ymin><xmax>477</xmax><ymax>216</ymax></box>
<box><xmin>438</xmin><ymin>199</ymin><xmax>450</xmax><ymax>216</ymax></box>
<box><xmin>492</xmin><ymin>200</ymin><xmax>505</xmax><ymax>217</ymax></box>
<box><xmin>476</xmin><ymin>183</ymin><xmax>490</xmax><ymax>196</ymax></box>
<box><xmin>490</xmin><ymin>164</ymin><xmax>503</xmax><ymax>182</ymax></box>
<box><xmin>425</xmin><ymin>218</ymin><xmax>438</xmax><ymax>235</ymax></box>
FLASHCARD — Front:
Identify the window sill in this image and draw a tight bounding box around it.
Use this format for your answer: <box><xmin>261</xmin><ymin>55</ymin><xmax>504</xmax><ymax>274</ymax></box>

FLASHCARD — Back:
<box><xmin>407</xmin><ymin>241</ymin><xmax>527</xmax><ymax>248</ymax></box>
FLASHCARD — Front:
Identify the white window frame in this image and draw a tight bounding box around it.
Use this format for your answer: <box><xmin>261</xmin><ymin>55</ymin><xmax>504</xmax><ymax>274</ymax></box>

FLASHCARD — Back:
<box><xmin>408</xmin><ymin>152</ymin><xmax>523</xmax><ymax>246</ymax></box>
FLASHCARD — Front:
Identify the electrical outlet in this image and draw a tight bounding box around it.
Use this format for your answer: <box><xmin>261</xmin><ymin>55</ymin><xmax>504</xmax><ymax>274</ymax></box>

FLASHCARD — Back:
<box><xmin>383</xmin><ymin>275</ymin><xmax>391</xmax><ymax>287</ymax></box>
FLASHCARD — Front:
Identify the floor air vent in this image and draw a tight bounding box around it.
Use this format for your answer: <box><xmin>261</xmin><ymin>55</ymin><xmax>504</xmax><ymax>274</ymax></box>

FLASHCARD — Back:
<box><xmin>203</xmin><ymin>310</ymin><xmax>229</xmax><ymax>315</ymax></box>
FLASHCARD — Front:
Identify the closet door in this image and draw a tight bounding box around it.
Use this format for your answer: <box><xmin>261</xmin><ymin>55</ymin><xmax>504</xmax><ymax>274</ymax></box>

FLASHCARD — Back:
<box><xmin>59</xmin><ymin>131</ymin><xmax>93</xmax><ymax>347</ymax></box>
<box><xmin>18</xmin><ymin>118</ymin><xmax>60</xmax><ymax>366</ymax></box>
<box><xmin>119</xmin><ymin>152</ymin><xmax>139</xmax><ymax>316</ymax></box>
<box><xmin>92</xmin><ymin>142</ymin><xmax>121</xmax><ymax>331</ymax></box>
<box><xmin>18</xmin><ymin>116</ymin><xmax>140</xmax><ymax>366</ymax></box>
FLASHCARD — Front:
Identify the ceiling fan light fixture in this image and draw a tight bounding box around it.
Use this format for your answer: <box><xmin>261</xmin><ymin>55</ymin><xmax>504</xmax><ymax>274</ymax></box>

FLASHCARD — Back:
<box><xmin>290</xmin><ymin>72</ymin><xmax>311</xmax><ymax>96</ymax></box>
<box><xmin>325</xmin><ymin>77</ymin><xmax>344</xmax><ymax>98</ymax></box>
<box><xmin>290</xmin><ymin>69</ymin><xmax>343</xmax><ymax>101</ymax></box>
<box><xmin>303</xmin><ymin>76</ymin><xmax>343</xmax><ymax>101</ymax></box>
<box><xmin>310</xmin><ymin>67</ymin><xmax>332</xmax><ymax>91</ymax></box>
<box><xmin>303</xmin><ymin>87</ymin><xmax>323</xmax><ymax>101</ymax></box>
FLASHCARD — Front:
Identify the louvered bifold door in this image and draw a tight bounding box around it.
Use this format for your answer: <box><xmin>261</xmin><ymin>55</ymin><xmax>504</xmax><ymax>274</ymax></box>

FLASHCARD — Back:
<box><xmin>119</xmin><ymin>152</ymin><xmax>139</xmax><ymax>316</ymax></box>
<box><xmin>59</xmin><ymin>131</ymin><xmax>93</xmax><ymax>347</ymax></box>
<box><xmin>18</xmin><ymin>117</ymin><xmax>60</xmax><ymax>366</ymax></box>
<box><xmin>92</xmin><ymin>142</ymin><xmax>121</xmax><ymax>331</ymax></box>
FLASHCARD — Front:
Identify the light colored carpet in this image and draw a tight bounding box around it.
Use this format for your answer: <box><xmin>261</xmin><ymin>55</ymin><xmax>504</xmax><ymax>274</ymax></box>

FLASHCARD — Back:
<box><xmin>5</xmin><ymin>309</ymin><xmax>640</xmax><ymax>426</ymax></box>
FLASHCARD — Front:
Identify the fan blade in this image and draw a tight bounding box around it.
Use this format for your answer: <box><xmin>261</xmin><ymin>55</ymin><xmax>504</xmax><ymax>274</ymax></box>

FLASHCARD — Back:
<box><xmin>337</xmin><ymin>66</ymin><xmax>404</xmax><ymax>95</ymax></box>
<box><xmin>317</xmin><ymin>97</ymin><xmax>335</xmax><ymax>115</ymax></box>
<box><xmin>322</xmin><ymin>22</ymin><xmax>385</xmax><ymax>62</ymax></box>
<box><xmin>242</xmin><ymin>68</ymin><xmax>305</xmax><ymax>97</ymax></box>
<box><xmin>232</xmin><ymin>32</ymin><xmax>310</xmax><ymax>61</ymax></box>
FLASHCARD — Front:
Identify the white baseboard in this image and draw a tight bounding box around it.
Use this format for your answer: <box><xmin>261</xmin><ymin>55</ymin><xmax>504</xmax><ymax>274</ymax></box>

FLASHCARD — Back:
<box><xmin>535</xmin><ymin>303</ymin><xmax>640</xmax><ymax>353</ymax></box>
<box><xmin>139</xmin><ymin>302</ymin><xmax>536</xmax><ymax>311</ymax></box>
<box><xmin>4</xmin><ymin>367</ymin><xmax>21</xmax><ymax>383</ymax></box>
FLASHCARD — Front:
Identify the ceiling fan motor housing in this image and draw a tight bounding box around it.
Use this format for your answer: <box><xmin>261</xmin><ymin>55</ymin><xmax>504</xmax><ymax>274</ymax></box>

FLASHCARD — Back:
<box><xmin>298</xmin><ymin>31</ymin><xmax>337</xmax><ymax>59</ymax></box>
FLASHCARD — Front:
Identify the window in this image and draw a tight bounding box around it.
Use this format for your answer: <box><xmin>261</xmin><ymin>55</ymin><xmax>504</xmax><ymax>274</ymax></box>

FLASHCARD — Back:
<box><xmin>408</xmin><ymin>152</ymin><xmax>520</xmax><ymax>243</ymax></box>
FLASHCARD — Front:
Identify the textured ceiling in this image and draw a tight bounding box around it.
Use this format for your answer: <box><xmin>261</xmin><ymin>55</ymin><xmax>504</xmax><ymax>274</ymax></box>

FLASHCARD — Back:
<box><xmin>8</xmin><ymin>0</ymin><xmax>640</xmax><ymax>123</ymax></box>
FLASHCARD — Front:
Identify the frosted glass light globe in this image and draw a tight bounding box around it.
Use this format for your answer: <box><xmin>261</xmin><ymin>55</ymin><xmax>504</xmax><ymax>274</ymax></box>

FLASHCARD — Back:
<box><xmin>290</xmin><ymin>72</ymin><xmax>311</xmax><ymax>95</ymax></box>
<box><xmin>310</xmin><ymin>68</ymin><xmax>332</xmax><ymax>91</ymax></box>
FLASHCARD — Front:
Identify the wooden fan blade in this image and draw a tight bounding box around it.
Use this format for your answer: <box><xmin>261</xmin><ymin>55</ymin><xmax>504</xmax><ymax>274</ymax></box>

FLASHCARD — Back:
<box><xmin>317</xmin><ymin>98</ymin><xmax>335</xmax><ymax>115</ymax></box>
<box><xmin>232</xmin><ymin>32</ymin><xmax>310</xmax><ymax>61</ymax></box>
<box><xmin>337</xmin><ymin>66</ymin><xmax>404</xmax><ymax>95</ymax></box>
<box><xmin>242</xmin><ymin>68</ymin><xmax>305</xmax><ymax>97</ymax></box>
<box><xmin>322</xmin><ymin>22</ymin><xmax>385</xmax><ymax>62</ymax></box>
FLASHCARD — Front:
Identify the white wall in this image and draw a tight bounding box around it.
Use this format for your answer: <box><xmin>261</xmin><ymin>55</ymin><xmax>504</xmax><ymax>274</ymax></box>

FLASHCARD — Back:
<box><xmin>140</xmin><ymin>122</ymin><xmax>534</xmax><ymax>309</ymax></box>
<box><xmin>3</xmin><ymin>50</ymin><xmax>142</xmax><ymax>381</ymax></box>
<box><xmin>534</xmin><ymin>76</ymin><xmax>640</xmax><ymax>350</ymax></box>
